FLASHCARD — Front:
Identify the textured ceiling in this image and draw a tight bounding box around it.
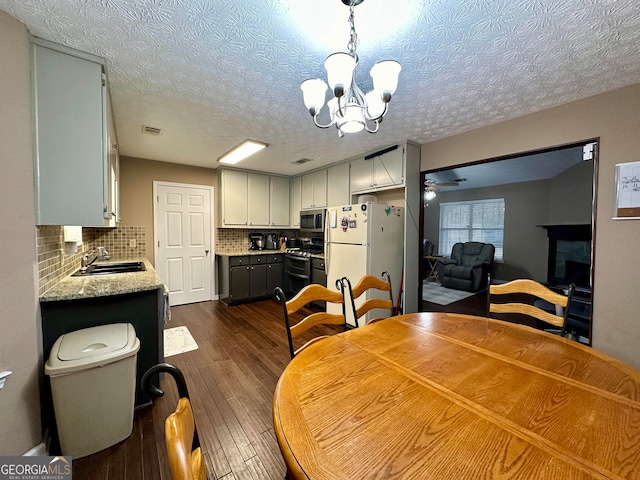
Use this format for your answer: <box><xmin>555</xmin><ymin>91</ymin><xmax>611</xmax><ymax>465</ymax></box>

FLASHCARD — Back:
<box><xmin>2</xmin><ymin>0</ymin><xmax>640</xmax><ymax>176</ymax></box>
<box><xmin>426</xmin><ymin>145</ymin><xmax>586</xmax><ymax>191</ymax></box>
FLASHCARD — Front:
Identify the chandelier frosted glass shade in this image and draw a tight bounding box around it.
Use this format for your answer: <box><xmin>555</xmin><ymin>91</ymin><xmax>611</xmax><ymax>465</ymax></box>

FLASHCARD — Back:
<box><xmin>300</xmin><ymin>0</ymin><xmax>401</xmax><ymax>137</ymax></box>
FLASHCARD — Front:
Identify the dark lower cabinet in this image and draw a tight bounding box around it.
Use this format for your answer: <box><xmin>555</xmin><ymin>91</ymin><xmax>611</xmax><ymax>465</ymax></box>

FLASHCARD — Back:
<box><xmin>267</xmin><ymin>261</ymin><xmax>283</xmax><ymax>296</ymax></box>
<box><xmin>311</xmin><ymin>257</ymin><xmax>327</xmax><ymax>308</ymax></box>
<box><xmin>229</xmin><ymin>263</ymin><xmax>251</xmax><ymax>302</ymax></box>
<box><xmin>40</xmin><ymin>288</ymin><xmax>164</xmax><ymax>454</ymax></box>
<box><xmin>219</xmin><ymin>253</ymin><xmax>283</xmax><ymax>304</ymax></box>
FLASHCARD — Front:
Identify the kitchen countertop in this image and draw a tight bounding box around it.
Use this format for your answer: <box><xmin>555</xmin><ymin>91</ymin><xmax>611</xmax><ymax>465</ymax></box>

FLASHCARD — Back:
<box><xmin>216</xmin><ymin>248</ymin><xmax>286</xmax><ymax>256</ymax></box>
<box><xmin>216</xmin><ymin>249</ymin><xmax>324</xmax><ymax>259</ymax></box>
<box><xmin>40</xmin><ymin>258</ymin><xmax>164</xmax><ymax>302</ymax></box>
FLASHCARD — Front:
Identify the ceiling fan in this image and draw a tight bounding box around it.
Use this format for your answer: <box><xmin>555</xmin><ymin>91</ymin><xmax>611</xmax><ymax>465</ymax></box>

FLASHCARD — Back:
<box><xmin>423</xmin><ymin>179</ymin><xmax>459</xmax><ymax>200</ymax></box>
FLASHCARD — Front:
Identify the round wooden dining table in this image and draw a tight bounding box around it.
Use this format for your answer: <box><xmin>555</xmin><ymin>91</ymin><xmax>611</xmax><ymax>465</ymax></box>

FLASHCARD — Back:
<box><xmin>272</xmin><ymin>312</ymin><xmax>640</xmax><ymax>479</ymax></box>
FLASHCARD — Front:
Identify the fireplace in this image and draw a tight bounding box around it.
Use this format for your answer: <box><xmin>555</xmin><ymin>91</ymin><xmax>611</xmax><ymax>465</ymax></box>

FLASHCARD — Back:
<box><xmin>541</xmin><ymin>224</ymin><xmax>591</xmax><ymax>288</ymax></box>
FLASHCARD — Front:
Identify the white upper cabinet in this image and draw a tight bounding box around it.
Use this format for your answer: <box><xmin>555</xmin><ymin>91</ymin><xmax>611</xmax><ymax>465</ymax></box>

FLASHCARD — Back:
<box><xmin>270</xmin><ymin>176</ymin><xmax>290</xmax><ymax>227</ymax></box>
<box><xmin>327</xmin><ymin>162</ymin><xmax>350</xmax><ymax>208</ymax></box>
<box><xmin>248</xmin><ymin>173</ymin><xmax>270</xmax><ymax>226</ymax></box>
<box><xmin>220</xmin><ymin>170</ymin><xmax>249</xmax><ymax>226</ymax></box>
<box><xmin>290</xmin><ymin>176</ymin><xmax>302</xmax><ymax>227</ymax></box>
<box><xmin>219</xmin><ymin>169</ymin><xmax>290</xmax><ymax>228</ymax></box>
<box><xmin>33</xmin><ymin>42</ymin><xmax>117</xmax><ymax>226</ymax></box>
<box><xmin>301</xmin><ymin>170</ymin><xmax>327</xmax><ymax>209</ymax></box>
<box><xmin>350</xmin><ymin>145</ymin><xmax>405</xmax><ymax>194</ymax></box>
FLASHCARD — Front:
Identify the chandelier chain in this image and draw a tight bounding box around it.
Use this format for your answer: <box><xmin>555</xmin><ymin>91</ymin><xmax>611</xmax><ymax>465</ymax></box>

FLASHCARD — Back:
<box><xmin>347</xmin><ymin>5</ymin><xmax>359</xmax><ymax>54</ymax></box>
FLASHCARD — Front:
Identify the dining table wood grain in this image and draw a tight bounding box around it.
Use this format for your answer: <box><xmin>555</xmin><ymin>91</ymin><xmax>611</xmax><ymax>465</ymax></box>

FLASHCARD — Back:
<box><xmin>272</xmin><ymin>312</ymin><xmax>640</xmax><ymax>479</ymax></box>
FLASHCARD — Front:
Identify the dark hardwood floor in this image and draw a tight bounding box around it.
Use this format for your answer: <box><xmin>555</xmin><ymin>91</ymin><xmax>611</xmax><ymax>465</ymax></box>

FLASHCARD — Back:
<box><xmin>72</xmin><ymin>298</ymin><xmax>342</xmax><ymax>479</ymax></box>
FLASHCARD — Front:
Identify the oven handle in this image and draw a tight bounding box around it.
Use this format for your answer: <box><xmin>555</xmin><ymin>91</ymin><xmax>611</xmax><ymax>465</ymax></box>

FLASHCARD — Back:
<box><xmin>287</xmin><ymin>272</ymin><xmax>310</xmax><ymax>280</ymax></box>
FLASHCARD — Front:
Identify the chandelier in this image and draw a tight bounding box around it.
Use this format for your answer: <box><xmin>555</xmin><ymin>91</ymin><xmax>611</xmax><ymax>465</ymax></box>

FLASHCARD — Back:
<box><xmin>300</xmin><ymin>0</ymin><xmax>401</xmax><ymax>137</ymax></box>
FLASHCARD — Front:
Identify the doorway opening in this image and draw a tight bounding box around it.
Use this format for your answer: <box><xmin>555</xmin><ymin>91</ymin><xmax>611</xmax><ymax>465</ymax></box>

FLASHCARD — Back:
<box><xmin>419</xmin><ymin>140</ymin><xmax>598</xmax><ymax>345</ymax></box>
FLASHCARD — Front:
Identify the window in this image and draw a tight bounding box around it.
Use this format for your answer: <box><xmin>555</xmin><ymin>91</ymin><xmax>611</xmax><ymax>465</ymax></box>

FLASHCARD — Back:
<box><xmin>438</xmin><ymin>199</ymin><xmax>505</xmax><ymax>259</ymax></box>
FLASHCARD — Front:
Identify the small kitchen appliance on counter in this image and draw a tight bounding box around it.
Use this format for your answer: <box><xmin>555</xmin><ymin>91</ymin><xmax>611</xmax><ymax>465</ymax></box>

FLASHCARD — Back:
<box><xmin>265</xmin><ymin>233</ymin><xmax>278</xmax><ymax>250</ymax></box>
<box><xmin>249</xmin><ymin>233</ymin><xmax>265</xmax><ymax>250</ymax></box>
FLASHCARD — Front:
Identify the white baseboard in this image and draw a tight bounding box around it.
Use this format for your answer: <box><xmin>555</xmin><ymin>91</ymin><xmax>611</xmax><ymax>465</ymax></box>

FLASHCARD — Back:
<box><xmin>24</xmin><ymin>442</ymin><xmax>48</xmax><ymax>456</ymax></box>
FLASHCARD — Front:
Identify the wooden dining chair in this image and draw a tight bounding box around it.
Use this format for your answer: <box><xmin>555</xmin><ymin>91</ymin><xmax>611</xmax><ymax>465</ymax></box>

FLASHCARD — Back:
<box><xmin>341</xmin><ymin>271</ymin><xmax>394</xmax><ymax>325</ymax></box>
<box><xmin>274</xmin><ymin>283</ymin><xmax>347</xmax><ymax>359</ymax></box>
<box><xmin>487</xmin><ymin>274</ymin><xmax>575</xmax><ymax>337</ymax></box>
<box><xmin>141</xmin><ymin>363</ymin><xmax>206</xmax><ymax>480</ymax></box>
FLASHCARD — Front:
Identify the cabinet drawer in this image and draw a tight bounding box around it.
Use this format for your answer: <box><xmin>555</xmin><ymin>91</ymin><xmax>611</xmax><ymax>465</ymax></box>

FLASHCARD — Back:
<box><xmin>230</xmin><ymin>256</ymin><xmax>249</xmax><ymax>267</ymax></box>
<box><xmin>250</xmin><ymin>255</ymin><xmax>267</xmax><ymax>265</ymax></box>
<box><xmin>312</xmin><ymin>258</ymin><xmax>325</xmax><ymax>270</ymax></box>
<box><xmin>267</xmin><ymin>254</ymin><xmax>283</xmax><ymax>264</ymax></box>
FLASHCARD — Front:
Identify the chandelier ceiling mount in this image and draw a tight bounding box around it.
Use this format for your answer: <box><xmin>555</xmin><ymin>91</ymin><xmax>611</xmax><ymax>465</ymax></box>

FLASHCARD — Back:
<box><xmin>300</xmin><ymin>0</ymin><xmax>401</xmax><ymax>137</ymax></box>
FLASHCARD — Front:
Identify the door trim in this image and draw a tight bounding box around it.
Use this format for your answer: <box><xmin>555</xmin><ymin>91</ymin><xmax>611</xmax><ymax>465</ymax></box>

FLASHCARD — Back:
<box><xmin>152</xmin><ymin>181</ymin><xmax>217</xmax><ymax>302</ymax></box>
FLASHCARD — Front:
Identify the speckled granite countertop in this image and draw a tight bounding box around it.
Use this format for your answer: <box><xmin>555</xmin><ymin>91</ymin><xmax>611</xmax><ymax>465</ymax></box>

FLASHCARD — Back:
<box><xmin>216</xmin><ymin>249</ymin><xmax>324</xmax><ymax>259</ymax></box>
<box><xmin>216</xmin><ymin>248</ymin><xmax>286</xmax><ymax>256</ymax></box>
<box><xmin>40</xmin><ymin>258</ymin><xmax>165</xmax><ymax>302</ymax></box>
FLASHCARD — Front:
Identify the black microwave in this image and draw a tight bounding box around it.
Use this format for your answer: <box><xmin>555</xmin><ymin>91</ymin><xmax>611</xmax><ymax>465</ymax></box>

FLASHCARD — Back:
<box><xmin>300</xmin><ymin>209</ymin><xmax>325</xmax><ymax>233</ymax></box>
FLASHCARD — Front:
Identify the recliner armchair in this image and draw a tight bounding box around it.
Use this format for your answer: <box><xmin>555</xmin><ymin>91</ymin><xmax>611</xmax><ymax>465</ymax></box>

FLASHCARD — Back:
<box><xmin>437</xmin><ymin>242</ymin><xmax>495</xmax><ymax>292</ymax></box>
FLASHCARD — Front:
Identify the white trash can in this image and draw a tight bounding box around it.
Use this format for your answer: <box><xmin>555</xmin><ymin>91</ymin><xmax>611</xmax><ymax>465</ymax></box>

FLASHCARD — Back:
<box><xmin>45</xmin><ymin>323</ymin><xmax>140</xmax><ymax>458</ymax></box>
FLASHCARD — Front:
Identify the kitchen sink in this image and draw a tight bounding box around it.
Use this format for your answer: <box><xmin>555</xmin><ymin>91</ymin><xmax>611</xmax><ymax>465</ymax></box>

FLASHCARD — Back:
<box><xmin>72</xmin><ymin>261</ymin><xmax>146</xmax><ymax>276</ymax></box>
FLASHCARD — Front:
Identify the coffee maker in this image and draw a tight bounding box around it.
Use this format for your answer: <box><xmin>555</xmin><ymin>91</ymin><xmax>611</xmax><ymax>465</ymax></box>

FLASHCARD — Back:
<box><xmin>249</xmin><ymin>233</ymin><xmax>265</xmax><ymax>250</ymax></box>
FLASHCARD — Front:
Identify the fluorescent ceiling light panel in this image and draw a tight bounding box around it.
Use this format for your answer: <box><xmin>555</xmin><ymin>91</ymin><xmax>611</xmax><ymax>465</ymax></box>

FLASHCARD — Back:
<box><xmin>218</xmin><ymin>140</ymin><xmax>268</xmax><ymax>165</ymax></box>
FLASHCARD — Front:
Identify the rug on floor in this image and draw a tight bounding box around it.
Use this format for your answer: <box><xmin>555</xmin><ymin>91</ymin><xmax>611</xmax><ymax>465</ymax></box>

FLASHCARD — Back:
<box><xmin>422</xmin><ymin>281</ymin><xmax>478</xmax><ymax>306</ymax></box>
<box><xmin>164</xmin><ymin>326</ymin><xmax>199</xmax><ymax>357</ymax></box>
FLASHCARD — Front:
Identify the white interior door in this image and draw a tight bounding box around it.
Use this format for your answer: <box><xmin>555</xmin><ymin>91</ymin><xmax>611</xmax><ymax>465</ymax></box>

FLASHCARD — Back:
<box><xmin>154</xmin><ymin>182</ymin><xmax>214</xmax><ymax>306</ymax></box>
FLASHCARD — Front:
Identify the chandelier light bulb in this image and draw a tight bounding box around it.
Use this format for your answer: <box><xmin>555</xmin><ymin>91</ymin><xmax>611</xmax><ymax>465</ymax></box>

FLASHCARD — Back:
<box><xmin>301</xmin><ymin>0</ymin><xmax>400</xmax><ymax>136</ymax></box>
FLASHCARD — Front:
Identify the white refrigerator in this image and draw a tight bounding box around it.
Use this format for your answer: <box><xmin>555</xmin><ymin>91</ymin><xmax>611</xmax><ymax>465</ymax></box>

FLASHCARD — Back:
<box><xmin>325</xmin><ymin>203</ymin><xmax>405</xmax><ymax>327</ymax></box>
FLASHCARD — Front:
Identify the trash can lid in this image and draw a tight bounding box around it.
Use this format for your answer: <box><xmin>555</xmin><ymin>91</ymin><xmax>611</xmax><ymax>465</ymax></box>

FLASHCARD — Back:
<box><xmin>45</xmin><ymin>323</ymin><xmax>140</xmax><ymax>376</ymax></box>
<box><xmin>57</xmin><ymin>323</ymin><xmax>132</xmax><ymax>361</ymax></box>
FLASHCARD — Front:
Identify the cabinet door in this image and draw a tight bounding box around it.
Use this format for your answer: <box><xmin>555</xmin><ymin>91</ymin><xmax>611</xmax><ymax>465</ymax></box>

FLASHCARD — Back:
<box><xmin>229</xmin><ymin>265</ymin><xmax>251</xmax><ymax>301</ymax></box>
<box><xmin>374</xmin><ymin>146</ymin><xmax>404</xmax><ymax>188</ymax></box>
<box><xmin>350</xmin><ymin>157</ymin><xmax>373</xmax><ymax>193</ymax></box>
<box><xmin>301</xmin><ymin>173</ymin><xmax>314</xmax><ymax>209</ymax></box>
<box><xmin>248</xmin><ymin>173</ymin><xmax>270</xmax><ymax>227</ymax></box>
<box><xmin>313</xmin><ymin>170</ymin><xmax>328</xmax><ymax>207</ymax></box>
<box><xmin>221</xmin><ymin>170</ymin><xmax>248</xmax><ymax>226</ymax></box>
<box><xmin>267</xmin><ymin>262</ymin><xmax>283</xmax><ymax>294</ymax></box>
<box><xmin>291</xmin><ymin>176</ymin><xmax>302</xmax><ymax>227</ymax></box>
<box><xmin>34</xmin><ymin>45</ymin><xmax>107</xmax><ymax>226</ymax></box>
<box><xmin>105</xmin><ymin>86</ymin><xmax>119</xmax><ymax>226</ymax></box>
<box><xmin>250</xmin><ymin>264</ymin><xmax>269</xmax><ymax>298</ymax></box>
<box><xmin>270</xmin><ymin>176</ymin><xmax>290</xmax><ymax>226</ymax></box>
<box><xmin>327</xmin><ymin>163</ymin><xmax>350</xmax><ymax>207</ymax></box>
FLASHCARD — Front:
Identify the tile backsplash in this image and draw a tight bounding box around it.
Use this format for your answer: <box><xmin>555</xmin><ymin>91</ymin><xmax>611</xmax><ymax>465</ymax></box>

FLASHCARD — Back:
<box><xmin>36</xmin><ymin>225</ymin><xmax>146</xmax><ymax>296</ymax></box>
<box><xmin>216</xmin><ymin>228</ymin><xmax>306</xmax><ymax>251</ymax></box>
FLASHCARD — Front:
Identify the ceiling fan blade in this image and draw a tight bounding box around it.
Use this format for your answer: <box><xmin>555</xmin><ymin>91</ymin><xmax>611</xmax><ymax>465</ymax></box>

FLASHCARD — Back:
<box><xmin>434</xmin><ymin>182</ymin><xmax>459</xmax><ymax>187</ymax></box>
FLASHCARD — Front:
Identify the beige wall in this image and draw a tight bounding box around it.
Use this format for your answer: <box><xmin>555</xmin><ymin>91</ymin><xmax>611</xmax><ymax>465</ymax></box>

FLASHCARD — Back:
<box><xmin>0</xmin><ymin>11</ymin><xmax>42</xmax><ymax>453</ymax></box>
<box><xmin>119</xmin><ymin>156</ymin><xmax>218</xmax><ymax>264</ymax></box>
<box><xmin>421</xmin><ymin>84</ymin><xmax>640</xmax><ymax>368</ymax></box>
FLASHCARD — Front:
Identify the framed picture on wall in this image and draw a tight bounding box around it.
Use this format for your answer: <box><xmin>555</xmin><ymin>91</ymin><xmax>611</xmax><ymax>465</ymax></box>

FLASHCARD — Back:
<box><xmin>613</xmin><ymin>161</ymin><xmax>640</xmax><ymax>219</ymax></box>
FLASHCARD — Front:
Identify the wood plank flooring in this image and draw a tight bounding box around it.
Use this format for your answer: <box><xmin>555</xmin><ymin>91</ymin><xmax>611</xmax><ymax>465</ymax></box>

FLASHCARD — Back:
<box><xmin>72</xmin><ymin>298</ymin><xmax>342</xmax><ymax>479</ymax></box>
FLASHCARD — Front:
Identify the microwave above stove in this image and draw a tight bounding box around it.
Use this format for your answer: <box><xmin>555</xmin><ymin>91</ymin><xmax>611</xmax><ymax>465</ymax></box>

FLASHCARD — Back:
<box><xmin>300</xmin><ymin>208</ymin><xmax>325</xmax><ymax>233</ymax></box>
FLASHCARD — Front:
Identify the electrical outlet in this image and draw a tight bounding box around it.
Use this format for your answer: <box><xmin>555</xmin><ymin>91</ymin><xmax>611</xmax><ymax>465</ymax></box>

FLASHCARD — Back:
<box><xmin>129</xmin><ymin>239</ymin><xmax>137</xmax><ymax>248</ymax></box>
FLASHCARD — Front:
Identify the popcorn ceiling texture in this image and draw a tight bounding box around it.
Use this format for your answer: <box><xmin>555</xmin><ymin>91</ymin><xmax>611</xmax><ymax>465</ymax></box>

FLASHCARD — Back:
<box><xmin>2</xmin><ymin>0</ymin><xmax>640</xmax><ymax>175</ymax></box>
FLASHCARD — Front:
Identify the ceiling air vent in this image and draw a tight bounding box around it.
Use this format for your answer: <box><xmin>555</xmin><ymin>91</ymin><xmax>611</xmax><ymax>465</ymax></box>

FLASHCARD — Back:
<box><xmin>293</xmin><ymin>158</ymin><xmax>312</xmax><ymax>164</ymax></box>
<box><xmin>141</xmin><ymin>125</ymin><xmax>163</xmax><ymax>136</ymax></box>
